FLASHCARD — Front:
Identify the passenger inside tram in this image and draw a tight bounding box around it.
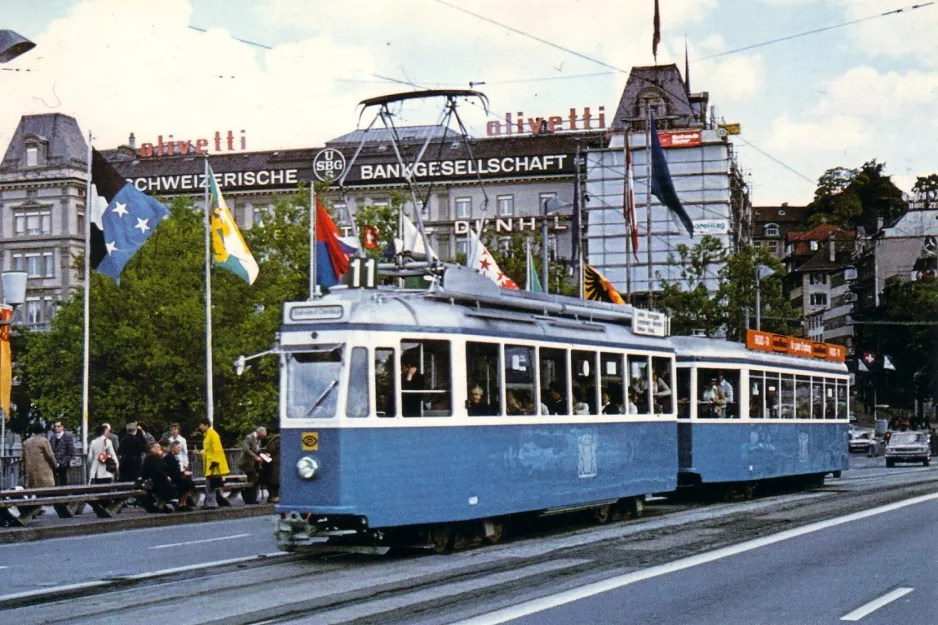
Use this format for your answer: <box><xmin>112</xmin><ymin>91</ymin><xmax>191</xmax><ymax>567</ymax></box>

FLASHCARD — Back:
<box><xmin>400</xmin><ymin>354</ymin><xmax>425</xmax><ymax>417</ymax></box>
<box><xmin>467</xmin><ymin>385</ymin><xmax>495</xmax><ymax>416</ymax></box>
<box><xmin>700</xmin><ymin>376</ymin><xmax>727</xmax><ymax>418</ymax></box>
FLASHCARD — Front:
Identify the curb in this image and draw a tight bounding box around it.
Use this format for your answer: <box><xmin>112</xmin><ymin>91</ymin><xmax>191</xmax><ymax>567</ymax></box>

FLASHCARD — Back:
<box><xmin>0</xmin><ymin>504</ymin><xmax>275</xmax><ymax>544</ymax></box>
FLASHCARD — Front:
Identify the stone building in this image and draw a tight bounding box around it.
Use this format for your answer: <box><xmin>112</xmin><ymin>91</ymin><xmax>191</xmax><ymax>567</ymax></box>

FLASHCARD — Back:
<box><xmin>752</xmin><ymin>203</ymin><xmax>807</xmax><ymax>260</ymax></box>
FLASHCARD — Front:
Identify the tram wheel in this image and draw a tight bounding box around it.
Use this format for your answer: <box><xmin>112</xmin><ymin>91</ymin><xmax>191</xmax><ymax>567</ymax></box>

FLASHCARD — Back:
<box><xmin>625</xmin><ymin>497</ymin><xmax>644</xmax><ymax>519</ymax></box>
<box><xmin>740</xmin><ymin>483</ymin><xmax>756</xmax><ymax>501</ymax></box>
<box><xmin>592</xmin><ymin>505</ymin><xmax>612</xmax><ymax>524</ymax></box>
<box><xmin>429</xmin><ymin>525</ymin><xmax>454</xmax><ymax>554</ymax></box>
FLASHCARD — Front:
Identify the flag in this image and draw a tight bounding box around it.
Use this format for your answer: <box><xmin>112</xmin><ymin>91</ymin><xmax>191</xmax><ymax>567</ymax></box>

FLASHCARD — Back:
<box><xmin>857</xmin><ymin>359</ymin><xmax>869</xmax><ymax>373</ymax></box>
<box><xmin>89</xmin><ymin>148</ymin><xmax>169</xmax><ymax>282</ymax></box>
<box><xmin>401</xmin><ymin>213</ymin><xmax>438</xmax><ymax>260</ymax></box>
<box><xmin>862</xmin><ymin>351</ymin><xmax>876</xmax><ymax>367</ymax></box>
<box><xmin>467</xmin><ymin>230</ymin><xmax>519</xmax><ymax>289</ymax></box>
<box><xmin>652</xmin><ymin>0</ymin><xmax>661</xmax><ymax>61</ymax></box>
<box><xmin>650</xmin><ymin>113</ymin><xmax>695</xmax><ymax>238</ymax></box>
<box><xmin>571</xmin><ymin>174</ymin><xmax>581</xmax><ymax>272</ymax></box>
<box><xmin>624</xmin><ymin>133</ymin><xmax>639</xmax><ymax>260</ymax></box>
<box><xmin>316</xmin><ymin>199</ymin><xmax>355</xmax><ymax>287</ymax></box>
<box><xmin>207</xmin><ymin>165</ymin><xmax>259</xmax><ymax>284</ymax></box>
<box><xmin>584</xmin><ymin>264</ymin><xmax>625</xmax><ymax>304</ymax></box>
<box><xmin>525</xmin><ymin>239</ymin><xmax>543</xmax><ymax>293</ymax></box>
<box><xmin>0</xmin><ymin>305</ymin><xmax>11</xmax><ymax>420</ymax></box>
<box><xmin>883</xmin><ymin>354</ymin><xmax>896</xmax><ymax>371</ymax></box>
<box><xmin>364</xmin><ymin>225</ymin><xmax>380</xmax><ymax>249</ymax></box>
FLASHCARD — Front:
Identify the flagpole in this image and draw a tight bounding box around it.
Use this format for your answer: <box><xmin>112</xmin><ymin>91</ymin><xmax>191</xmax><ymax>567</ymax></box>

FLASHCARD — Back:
<box><xmin>646</xmin><ymin>108</ymin><xmax>654</xmax><ymax>308</ymax></box>
<box><xmin>623</xmin><ymin>131</ymin><xmax>632</xmax><ymax>301</ymax></box>
<box><xmin>575</xmin><ymin>147</ymin><xmax>584</xmax><ymax>300</ymax></box>
<box><xmin>81</xmin><ymin>131</ymin><xmax>92</xmax><ymax>459</ymax></box>
<box><xmin>309</xmin><ymin>181</ymin><xmax>318</xmax><ymax>300</ymax></box>
<box><xmin>525</xmin><ymin>237</ymin><xmax>531</xmax><ymax>291</ymax></box>
<box><xmin>204</xmin><ymin>158</ymin><xmax>214</xmax><ymax>426</ymax></box>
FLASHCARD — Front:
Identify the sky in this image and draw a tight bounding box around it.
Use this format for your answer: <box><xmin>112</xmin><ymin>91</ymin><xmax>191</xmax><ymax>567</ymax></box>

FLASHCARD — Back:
<box><xmin>0</xmin><ymin>0</ymin><xmax>935</xmax><ymax>206</ymax></box>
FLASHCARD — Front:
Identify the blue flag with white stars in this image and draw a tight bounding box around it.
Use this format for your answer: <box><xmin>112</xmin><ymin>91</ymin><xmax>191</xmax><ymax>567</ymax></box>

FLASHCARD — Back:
<box><xmin>89</xmin><ymin>148</ymin><xmax>169</xmax><ymax>282</ymax></box>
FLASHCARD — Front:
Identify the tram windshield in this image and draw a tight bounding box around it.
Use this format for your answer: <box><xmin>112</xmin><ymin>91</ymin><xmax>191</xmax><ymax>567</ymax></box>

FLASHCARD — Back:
<box><xmin>285</xmin><ymin>345</ymin><xmax>343</xmax><ymax>419</ymax></box>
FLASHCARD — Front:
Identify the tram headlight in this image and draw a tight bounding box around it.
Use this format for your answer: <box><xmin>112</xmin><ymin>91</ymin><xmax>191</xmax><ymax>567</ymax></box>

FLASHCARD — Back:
<box><xmin>296</xmin><ymin>456</ymin><xmax>319</xmax><ymax>480</ymax></box>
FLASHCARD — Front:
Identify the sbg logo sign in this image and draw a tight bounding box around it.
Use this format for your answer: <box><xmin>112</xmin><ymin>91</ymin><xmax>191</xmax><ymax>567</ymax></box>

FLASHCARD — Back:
<box><xmin>313</xmin><ymin>148</ymin><xmax>346</xmax><ymax>181</ymax></box>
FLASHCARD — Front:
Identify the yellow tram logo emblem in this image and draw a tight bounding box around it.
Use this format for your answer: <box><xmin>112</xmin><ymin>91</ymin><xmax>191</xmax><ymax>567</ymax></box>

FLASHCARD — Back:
<box><xmin>301</xmin><ymin>432</ymin><xmax>319</xmax><ymax>451</ymax></box>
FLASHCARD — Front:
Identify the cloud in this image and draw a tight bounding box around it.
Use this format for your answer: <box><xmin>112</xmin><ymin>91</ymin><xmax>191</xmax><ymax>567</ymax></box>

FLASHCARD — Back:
<box><xmin>834</xmin><ymin>0</ymin><xmax>938</xmax><ymax>68</ymax></box>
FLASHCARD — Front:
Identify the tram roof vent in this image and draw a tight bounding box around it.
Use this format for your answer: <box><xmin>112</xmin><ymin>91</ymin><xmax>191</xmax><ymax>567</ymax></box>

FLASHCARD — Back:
<box><xmin>691</xmin><ymin>328</ymin><xmax>708</xmax><ymax>337</ymax></box>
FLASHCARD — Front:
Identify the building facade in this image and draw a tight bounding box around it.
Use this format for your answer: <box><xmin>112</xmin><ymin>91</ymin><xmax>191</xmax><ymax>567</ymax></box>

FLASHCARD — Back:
<box><xmin>585</xmin><ymin>64</ymin><xmax>752</xmax><ymax>297</ymax></box>
<box><xmin>752</xmin><ymin>203</ymin><xmax>807</xmax><ymax>260</ymax></box>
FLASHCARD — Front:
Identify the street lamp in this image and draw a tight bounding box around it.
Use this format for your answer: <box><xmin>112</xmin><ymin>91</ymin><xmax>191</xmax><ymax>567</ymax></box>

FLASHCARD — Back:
<box><xmin>0</xmin><ymin>30</ymin><xmax>36</xmax><ymax>64</ymax></box>
<box><xmin>755</xmin><ymin>264</ymin><xmax>775</xmax><ymax>331</ymax></box>
<box><xmin>542</xmin><ymin>196</ymin><xmax>562</xmax><ymax>294</ymax></box>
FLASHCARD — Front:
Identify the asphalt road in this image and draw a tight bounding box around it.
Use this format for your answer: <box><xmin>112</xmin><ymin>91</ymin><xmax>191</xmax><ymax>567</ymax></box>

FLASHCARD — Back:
<box><xmin>0</xmin><ymin>515</ymin><xmax>278</xmax><ymax>596</ymax></box>
<box><xmin>456</xmin><ymin>494</ymin><xmax>938</xmax><ymax>625</ymax></box>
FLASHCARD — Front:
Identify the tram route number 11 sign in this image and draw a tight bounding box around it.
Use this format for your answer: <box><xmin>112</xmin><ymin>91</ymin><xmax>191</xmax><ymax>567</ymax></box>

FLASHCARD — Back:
<box><xmin>633</xmin><ymin>309</ymin><xmax>669</xmax><ymax>337</ymax></box>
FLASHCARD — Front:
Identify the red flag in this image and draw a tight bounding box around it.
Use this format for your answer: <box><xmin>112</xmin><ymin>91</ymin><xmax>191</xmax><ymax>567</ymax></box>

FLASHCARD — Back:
<box><xmin>364</xmin><ymin>225</ymin><xmax>380</xmax><ymax>250</ymax></box>
<box><xmin>652</xmin><ymin>0</ymin><xmax>661</xmax><ymax>61</ymax></box>
<box><xmin>316</xmin><ymin>199</ymin><xmax>351</xmax><ymax>284</ymax></box>
<box><xmin>624</xmin><ymin>133</ymin><xmax>639</xmax><ymax>261</ymax></box>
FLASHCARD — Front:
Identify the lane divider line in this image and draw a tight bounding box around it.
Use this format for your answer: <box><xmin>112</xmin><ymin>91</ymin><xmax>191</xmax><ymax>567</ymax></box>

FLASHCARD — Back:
<box><xmin>450</xmin><ymin>492</ymin><xmax>938</xmax><ymax>625</ymax></box>
<box><xmin>841</xmin><ymin>587</ymin><xmax>914</xmax><ymax>622</ymax></box>
<box><xmin>148</xmin><ymin>533</ymin><xmax>252</xmax><ymax>550</ymax></box>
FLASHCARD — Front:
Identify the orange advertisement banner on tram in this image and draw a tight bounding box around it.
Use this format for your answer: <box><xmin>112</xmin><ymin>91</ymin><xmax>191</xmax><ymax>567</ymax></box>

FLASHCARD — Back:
<box><xmin>745</xmin><ymin>329</ymin><xmax>846</xmax><ymax>362</ymax></box>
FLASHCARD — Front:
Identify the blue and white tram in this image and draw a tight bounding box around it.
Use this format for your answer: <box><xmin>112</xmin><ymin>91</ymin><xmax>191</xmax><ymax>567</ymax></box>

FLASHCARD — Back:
<box><xmin>274</xmin><ymin>266</ymin><xmax>679</xmax><ymax>552</ymax></box>
<box><xmin>671</xmin><ymin>335</ymin><xmax>850</xmax><ymax>495</ymax></box>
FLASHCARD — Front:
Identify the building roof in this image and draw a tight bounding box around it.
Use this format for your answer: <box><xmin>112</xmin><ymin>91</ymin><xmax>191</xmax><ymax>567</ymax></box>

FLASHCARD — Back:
<box><xmin>609</xmin><ymin>64</ymin><xmax>700</xmax><ymax>131</ymax></box>
<box><xmin>327</xmin><ymin>125</ymin><xmax>462</xmax><ymax>147</ymax></box>
<box><xmin>878</xmin><ymin>209</ymin><xmax>938</xmax><ymax>239</ymax></box>
<box><xmin>752</xmin><ymin>204</ymin><xmax>807</xmax><ymax>225</ymax></box>
<box><xmin>0</xmin><ymin>113</ymin><xmax>88</xmax><ymax>173</ymax></box>
<box><xmin>787</xmin><ymin>223</ymin><xmax>856</xmax><ymax>242</ymax></box>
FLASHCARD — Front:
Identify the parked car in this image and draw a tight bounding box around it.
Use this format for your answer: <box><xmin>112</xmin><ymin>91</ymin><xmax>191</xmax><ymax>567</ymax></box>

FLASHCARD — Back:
<box><xmin>884</xmin><ymin>431</ymin><xmax>931</xmax><ymax>467</ymax></box>
<box><xmin>848</xmin><ymin>429</ymin><xmax>876</xmax><ymax>453</ymax></box>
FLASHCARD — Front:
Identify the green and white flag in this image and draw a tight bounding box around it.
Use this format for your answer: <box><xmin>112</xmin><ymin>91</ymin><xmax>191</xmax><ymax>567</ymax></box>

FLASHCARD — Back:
<box><xmin>207</xmin><ymin>165</ymin><xmax>259</xmax><ymax>284</ymax></box>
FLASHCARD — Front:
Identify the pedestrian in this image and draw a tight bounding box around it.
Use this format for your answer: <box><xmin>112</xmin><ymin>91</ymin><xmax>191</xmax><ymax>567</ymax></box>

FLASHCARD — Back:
<box><xmin>197</xmin><ymin>417</ymin><xmax>230</xmax><ymax>508</ymax></box>
<box><xmin>87</xmin><ymin>424</ymin><xmax>119</xmax><ymax>484</ymax></box>
<box><xmin>165</xmin><ymin>439</ymin><xmax>196</xmax><ymax>510</ymax></box>
<box><xmin>3</xmin><ymin>427</ymin><xmax>23</xmax><ymax>489</ymax></box>
<box><xmin>118</xmin><ymin>422</ymin><xmax>147</xmax><ymax>483</ymax></box>
<box><xmin>140</xmin><ymin>441</ymin><xmax>174</xmax><ymax>512</ymax></box>
<box><xmin>261</xmin><ymin>432</ymin><xmax>280</xmax><ymax>503</ymax></box>
<box><xmin>169</xmin><ymin>423</ymin><xmax>189</xmax><ymax>471</ymax></box>
<box><xmin>238</xmin><ymin>426</ymin><xmax>266</xmax><ymax>504</ymax></box>
<box><xmin>22</xmin><ymin>421</ymin><xmax>56</xmax><ymax>488</ymax></box>
<box><xmin>47</xmin><ymin>421</ymin><xmax>77</xmax><ymax>486</ymax></box>
<box><xmin>136</xmin><ymin>421</ymin><xmax>156</xmax><ymax>445</ymax></box>
<box><xmin>101</xmin><ymin>422</ymin><xmax>119</xmax><ymax>455</ymax></box>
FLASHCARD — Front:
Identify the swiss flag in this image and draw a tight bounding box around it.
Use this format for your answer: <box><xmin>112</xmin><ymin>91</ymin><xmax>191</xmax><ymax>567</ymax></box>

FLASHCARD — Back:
<box><xmin>364</xmin><ymin>225</ymin><xmax>380</xmax><ymax>250</ymax></box>
<box><xmin>862</xmin><ymin>351</ymin><xmax>876</xmax><ymax>366</ymax></box>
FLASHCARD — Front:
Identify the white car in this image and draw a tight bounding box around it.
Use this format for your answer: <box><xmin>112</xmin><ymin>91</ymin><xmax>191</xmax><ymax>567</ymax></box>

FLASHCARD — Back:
<box><xmin>848</xmin><ymin>429</ymin><xmax>875</xmax><ymax>453</ymax></box>
<box><xmin>885</xmin><ymin>431</ymin><xmax>931</xmax><ymax>467</ymax></box>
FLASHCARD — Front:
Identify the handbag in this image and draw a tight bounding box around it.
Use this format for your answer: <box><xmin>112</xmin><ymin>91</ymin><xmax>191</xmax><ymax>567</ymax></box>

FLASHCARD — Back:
<box><xmin>98</xmin><ymin>442</ymin><xmax>117</xmax><ymax>473</ymax></box>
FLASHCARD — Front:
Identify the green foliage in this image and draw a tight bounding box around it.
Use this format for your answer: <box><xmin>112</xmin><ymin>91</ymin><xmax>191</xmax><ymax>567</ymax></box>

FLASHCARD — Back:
<box><xmin>353</xmin><ymin>193</ymin><xmax>400</xmax><ymax>260</ymax></box>
<box><xmin>861</xmin><ymin>280</ymin><xmax>938</xmax><ymax>407</ymax></box>
<box><xmin>912</xmin><ymin>174</ymin><xmax>938</xmax><ymax>208</ymax></box>
<box><xmin>19</xmin><ymin>190</ymin><xmax>322</xmax><ymax>443</ymax></box>
<box><xmin>482</xmin><ymin>229</ymin><xmax>577</xmax><ymax>296</ymax></box>
<box><xmin>807</xmin><ymin>160</ymin><xmax>907</xmax><ymax>231</ymax></box>
<box><xmin>655</xmin><ymin>236</ymin><xmax>795</xmax><ymax>339</ymax></box>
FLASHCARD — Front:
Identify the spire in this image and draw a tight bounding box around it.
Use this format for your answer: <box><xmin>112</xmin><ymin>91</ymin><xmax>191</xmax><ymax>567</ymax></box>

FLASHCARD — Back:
<box><xmin>684</xmin><ymin>36</ymin><xmax>690</xmax><ymax>93</ymax></box>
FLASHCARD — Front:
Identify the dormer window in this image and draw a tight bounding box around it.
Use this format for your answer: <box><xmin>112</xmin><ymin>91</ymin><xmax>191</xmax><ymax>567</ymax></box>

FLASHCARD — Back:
<box><xmin>778</xmin><ymin>209</ymin><xmax>786</xmax><ymax>216</ymax></box>
<box><xmin>25</xmin><ymin>147</ymin><xmax>38</xmax><ymax>167</ymax></box>
<box><xmin>764</xmin><ymin>223</ymin><xmax>780</xmax><ymax>237</ymax></box>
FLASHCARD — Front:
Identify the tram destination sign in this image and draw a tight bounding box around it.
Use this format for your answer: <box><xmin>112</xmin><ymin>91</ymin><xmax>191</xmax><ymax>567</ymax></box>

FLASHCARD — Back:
<box><xmin>746</xmin><ymin>329</ymin><xmax>846</xmax><ymax>362</ymax></box>
<box><xmin>632</xmin><ymin>309</ymin><xmax>669</xmax><ymax>337</ymax></box>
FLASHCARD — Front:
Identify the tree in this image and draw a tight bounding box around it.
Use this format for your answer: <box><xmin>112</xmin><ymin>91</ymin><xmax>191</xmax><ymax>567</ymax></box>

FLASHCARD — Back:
<box><xmin>20</xmin><ymin>188</ymin><xmax>322</xmax><ymax>443</ymax></box>
<box><xmin>655</xmin><ymin>237</ymin><xmax>795</xmax><ymax>339</ymax></box>
<box><xmin>481</xmin><ymin>229</ymin><xmax>577</xmax><ymax>296</ymax></box>
<box><xmin>912</xmin><ymin>174</ymin><xmax>938</xmax><ymax>208</ymax></box>
<box><xmin>806</xmin><ymin>160</ymin><xmax>907</xmax><ymax>232</ymax></box>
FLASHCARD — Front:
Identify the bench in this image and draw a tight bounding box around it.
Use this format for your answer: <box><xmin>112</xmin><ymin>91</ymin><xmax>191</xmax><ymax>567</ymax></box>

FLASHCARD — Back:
<box><xmin>0</xmin><ymin>475</ymin><xmax>253</xmax><ymax>527</ymax></box>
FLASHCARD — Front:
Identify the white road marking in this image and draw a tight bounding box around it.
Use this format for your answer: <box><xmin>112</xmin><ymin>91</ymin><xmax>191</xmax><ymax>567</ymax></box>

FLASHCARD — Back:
<box><xmin>120</xmin><ymin>552</ymin><xmax>286</xmax><ymax>580</ymax></box>
<box><xmin>450</xmin><ymin>492</ymin><xmax>938</xmax><ymax>625</ymax></box>
<box><xmin>0</xmin><ymin>581</ymin><xmax>109</xmax><ymax>604</ymax></box>
<box><xmin>840</xmin><ymin>588</ymin><xmax>914</xmax><ymax>621</ymax></box>
<box><xmin>0</xmin><ymin>566</ymin><xmax>8</xmax><ymax>570</ymax></box>
<box><xmin>148</xmin><ymin>533</ymin><xmax>251</xmax><ymax>550</ymax></box>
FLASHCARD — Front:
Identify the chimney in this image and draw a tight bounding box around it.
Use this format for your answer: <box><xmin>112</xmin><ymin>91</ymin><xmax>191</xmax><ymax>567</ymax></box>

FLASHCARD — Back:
<box><xmin>829</xmin><ymin>237</ymin><xmax>835</xmax><ymax>262</ymax></box>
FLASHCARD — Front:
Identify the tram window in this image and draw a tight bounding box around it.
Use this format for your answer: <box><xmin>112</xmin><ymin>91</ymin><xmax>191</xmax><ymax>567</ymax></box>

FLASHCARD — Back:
<box><xmin>764</xmin><ymin>372</ymin><xmax>780</xmax><ymax>419</ymax></box>
<box><xmin>572</xmin><ymin>350</ymin><xmax>598</xmax><ymax>415</ymax></box>
<box><xmin>540</xmin><ymin>347</ymin><xmax>569</xmax><ymax>415</ymax></box>
<box><xmin>811</xmin><ymin>378</ymin><xmax>825</xmax><ymax>420</ymax></box>
<box><xmin>750</xmin><ymin>370</ymin><xmax>765</xmax><ymax>419</ymax></box>
<box><xmin>400</xmin><ymin>340</ymin><xmax>452</xmax><ymax>417</ymax></box>
<box><xmin>628</xmin><ymin>355</ymin><xmax>651</xmax><ymax>415</ymax></box>
<box><xmin>505</xmin><ymin>345</ymin><xmax>537</xmax><ymax>416</ymax></box>
<box><xmin>600</xmin><ymin>353</ymin><xmax>626</xmax><ymax>415</ymax></box>
<box><xmin>824</xmin><ymin>378</ymin><xmax>837</xmax><ymax>420</ymax></box>
<box><xmin>836</xmin><ymin>380</ymin><xmax>848</xmax><ymax>420</ymax></box>
<box><xmin>374</xmin><ymin>348</ymin><xmax>397</xmax><ymax>417</ymax></box>
<box><xmin>795</xmin><ymin>375</ymin><xmax>811</xmax><ymax>419</ymax></box>
<box><xmin>466</xmin><ymin>342</ymin><xmax>500</xmax><ymax>416</ymax></box>
<box><xmin>346</xmin><ymin>347</ymin><xmax>370</xmax><ymax>418</ymax></box>
<box><xmin>676</xmin><ymin>367</ymin><xmax>691</xmax><ymax>419</ymax></box>
<box><xmin>285</xmin><ymin>346</ymin><xmax>343</xmax><ymax>419</ymax></box>
<box><xmin>651</xmin><ymin>356</ymin><xmax>674</xmax><ymax>415</ymax></box>
<box><xmin>780</xmin><ymin>374</ymin><xmax>795</xmax><ymax>419</ymax></box>
<box><xmin>697</xmin><ymin>368</ymin><xmax>727</xmax><ymax>419</ymax></box>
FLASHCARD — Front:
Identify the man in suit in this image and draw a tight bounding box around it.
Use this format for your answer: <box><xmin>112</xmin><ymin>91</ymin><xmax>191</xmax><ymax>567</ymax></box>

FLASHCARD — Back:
<box><xmin>47</xmin><ymin>421</ymin><xmax>76</xmax><ymax>485</ymax></box>
<box><xmin>238</xmin><ymin>426</ymin><xmax>267</xmax><ymax>504</ymax></box>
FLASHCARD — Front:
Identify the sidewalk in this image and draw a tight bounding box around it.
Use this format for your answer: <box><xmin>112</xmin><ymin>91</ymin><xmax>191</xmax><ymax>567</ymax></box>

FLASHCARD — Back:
<box><xmin>0</xmin><ymin>495</ymin><xmax>274</xmax><ymax>543</ymax></box>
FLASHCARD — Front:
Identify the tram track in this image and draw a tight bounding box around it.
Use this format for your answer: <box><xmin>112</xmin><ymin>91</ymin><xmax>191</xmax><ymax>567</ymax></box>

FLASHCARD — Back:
<box><xmin>8</xmin><ymin>469</ymin><xmax>938</xmax><ymax>625</ymax></box>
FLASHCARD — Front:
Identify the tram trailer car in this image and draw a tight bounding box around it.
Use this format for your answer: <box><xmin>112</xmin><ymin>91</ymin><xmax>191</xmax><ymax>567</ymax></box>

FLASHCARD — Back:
<box><xmin>671</xmin><ymin>336</ymin><xmax>850</xmax><ymax>497</ymax></box>
<box><xmin>275</xmin><ymin>267</ymin><xmax>679</xmax><ymax>553</ymax></box>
